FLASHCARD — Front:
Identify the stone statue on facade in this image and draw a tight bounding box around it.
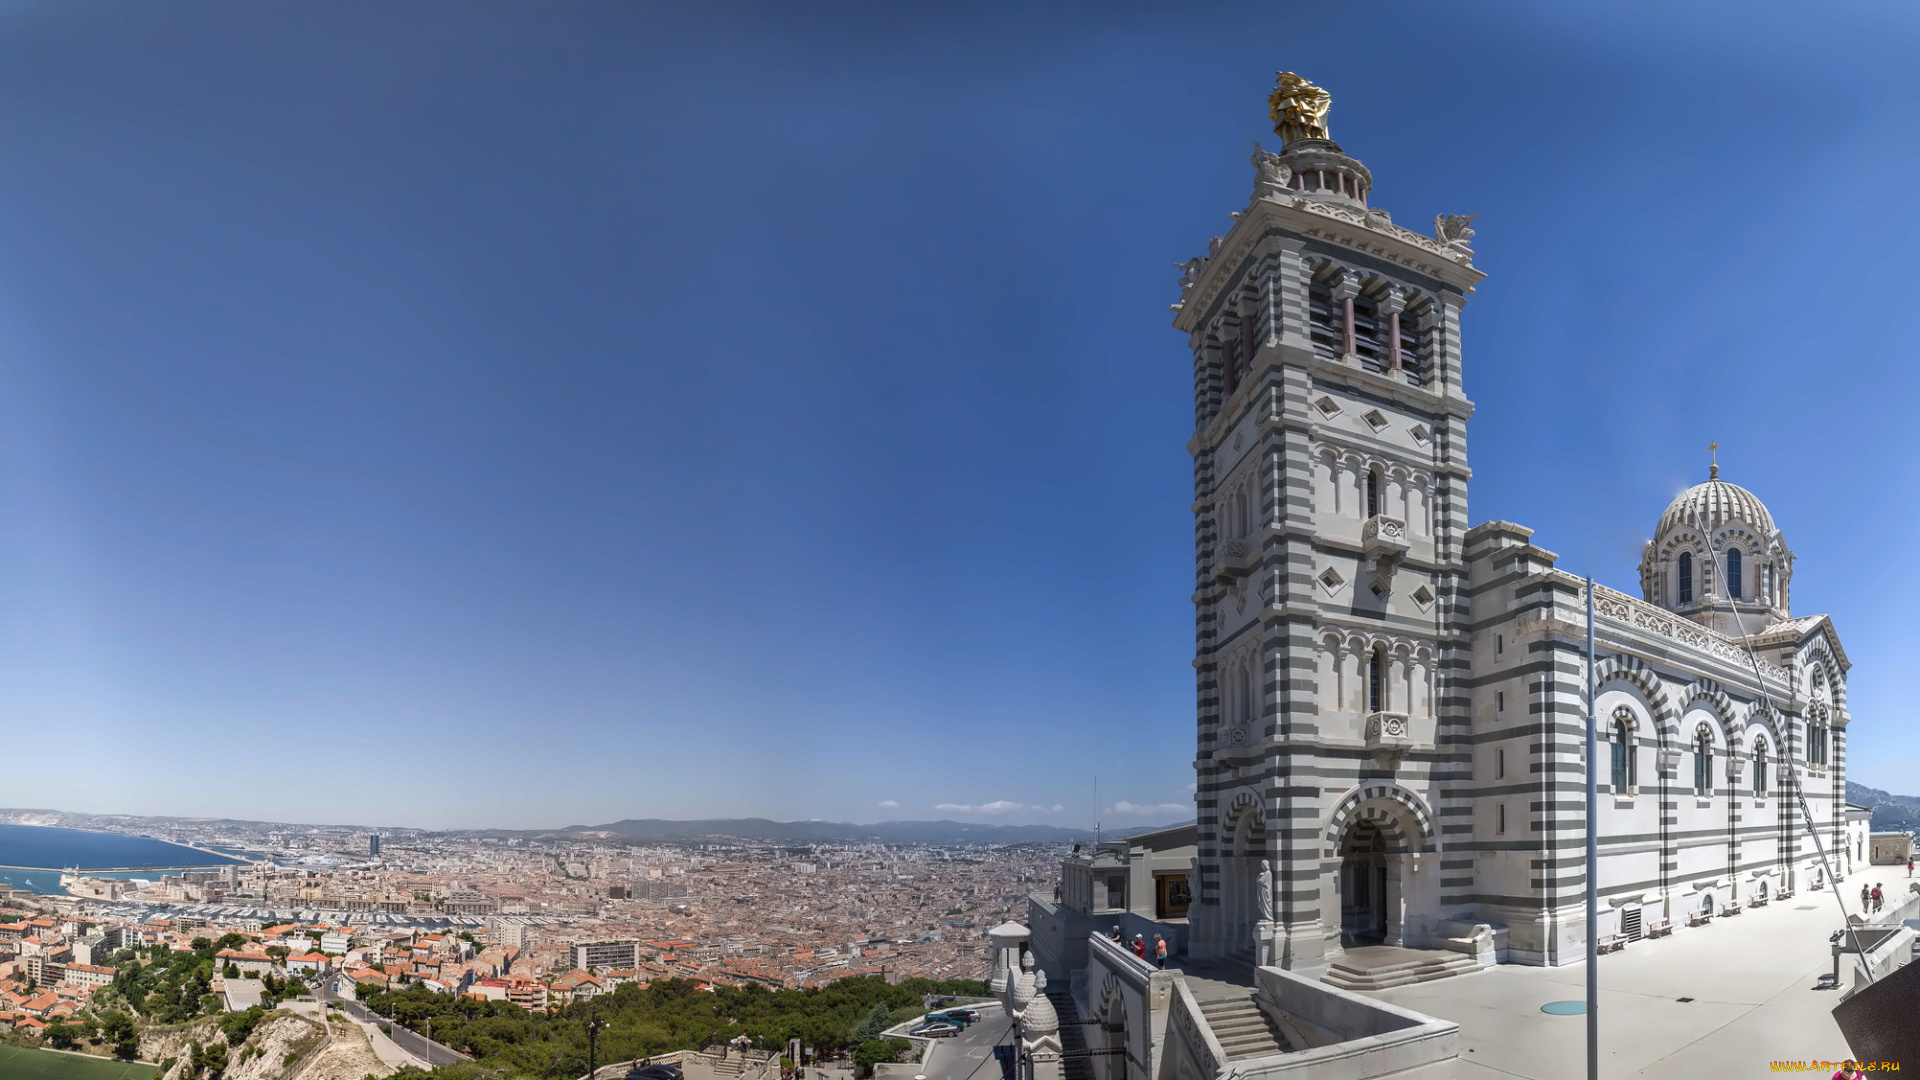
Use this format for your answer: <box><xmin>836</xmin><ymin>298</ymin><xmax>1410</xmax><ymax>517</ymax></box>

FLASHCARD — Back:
<box><xmin>1255</xmin><ymin>859</ymin><xmax>1274</xmax><ymax>922</ymax></box>
<box><xmin>1268</xmin><ymin>72</ymin><xmax>1331</xmax><ymax>144</ymax></box>
<box><xmin>1435</xmin><ymin>213</ymin><xmax>1478</xmax><ymax>244</ymax></box>
<box><xmin>1174</xmin><ymin>257</ymin><xmax>1204</xmax><ymax>293</ymax></box>
<box><xmin>1251</xmin><ymin>142</ymin><xmax>1292</xmax><ymax>199</ymax></box>
<box><xmin>1189</xmin><ymin>856</ymin><xmax>1204</xmax><ymax>905</ymax></box>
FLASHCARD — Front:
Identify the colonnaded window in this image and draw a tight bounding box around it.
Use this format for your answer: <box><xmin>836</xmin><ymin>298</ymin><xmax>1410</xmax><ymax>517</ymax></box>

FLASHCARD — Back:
<box><xmin>1367</xmin><ymin>646</ymin><xmax>1385</xmax><ymax>713</ymax></box>
<box><xmin>1307</xmin><ymin>274</ymin><xmax>1341</xmax><ymax>360</ymax></box>
<box><xmin>1727</xmin><ymin>548</ymin><xmax>1743</xmax><ymax>599</ymax></box>
<box><xmin>1365</xmin><ymin>468</ymin><xmax>1381</xmax><ymax>518</ymax></box>
<box><xmin>1611</xmin><ymin>716</ymin><xmax>1633</xmax><ymax>792</ymax></box>
<box><xmin>1678</xmin><ymin>552</ymin><xmax>1694</xmax><ymax>604</ymax></box>
<box><xmin>1695</xmin><ymin>728</ymin><xmax>1712</xmax><ymax>795</ymax></box>
<box><xmin>1352</xmin><ymin>291</ymin><xmax>1385</xmax><ymax>374</ymax></box>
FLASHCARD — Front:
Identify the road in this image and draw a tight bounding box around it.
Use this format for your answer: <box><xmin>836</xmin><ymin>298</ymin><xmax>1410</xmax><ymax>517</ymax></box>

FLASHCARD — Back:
<box><xmin>315</xmin><ymin>982</ymin><xmax>470</xmax><ymax>1068</ymax></box>
<box><xmin>916</xmin><ymin>1005</ymin><xmax>1014</xmax><ymax>1080</ymax></box>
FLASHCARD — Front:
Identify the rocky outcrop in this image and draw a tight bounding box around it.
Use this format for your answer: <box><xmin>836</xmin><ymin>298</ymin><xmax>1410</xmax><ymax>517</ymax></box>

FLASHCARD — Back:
<box><xmin>149</xmin><ymin>1011</ymin><xmax>326</xmax><ymax>1080</ymax></box>
<box><xmin>291</xmin><ymin>1017</ymin><xmax>396</xmax><ymax>1080</ymax></box>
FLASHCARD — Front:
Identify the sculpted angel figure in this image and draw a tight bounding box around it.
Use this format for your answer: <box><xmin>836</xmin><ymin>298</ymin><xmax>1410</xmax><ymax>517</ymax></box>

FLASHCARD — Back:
<box><xmin>1268</xmin><ymin>72</ymin><xmax>1331</xmax><ymax>143</ymax></box>
<box><xmin>1435</xmin><ymin>213</ymin><xmax>1479</xmax><ymax>244</ymax></box>
<box><xmin>1251</xmin><ymin>141</ymin><xmax>1292</xmax><ymax>194</ymax></box>
<box><xmin>1174</xmin><ymin>256</ymin><xmax>1205</xmax><ymax>292</ymax></box>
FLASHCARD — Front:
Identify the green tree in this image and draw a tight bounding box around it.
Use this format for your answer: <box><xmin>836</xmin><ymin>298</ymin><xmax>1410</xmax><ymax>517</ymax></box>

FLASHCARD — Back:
<box><xmin>850</xmin><ymin>1003</ymin><xmax>891</xmax><ymax>1043</ymax></box>
<box><xmin>43</xmin><ymin>1020</ymin><xmax>74</xmax><ymax>1049</ymax></box>
<box><xmin>852</xmin><ymin>1038</ymin><xmax>910</xmax><ymax>1076</ymax></box>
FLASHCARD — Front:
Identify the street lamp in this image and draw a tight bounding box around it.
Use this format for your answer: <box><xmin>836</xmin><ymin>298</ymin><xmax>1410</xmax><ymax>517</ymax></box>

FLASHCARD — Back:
<box><xmin>586</xmin><ymin>1010</ymin><xmax>607</xmax><ymax>1080</ymax></box>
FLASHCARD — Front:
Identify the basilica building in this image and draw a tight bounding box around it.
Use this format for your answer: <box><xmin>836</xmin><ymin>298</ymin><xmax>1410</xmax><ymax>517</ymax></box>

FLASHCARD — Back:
<box><xmin>1034</xmin><ymin>75</ymin><xmax>1855</xmax><ymax>995</ymax></box>
<box><xmin>1166</xmin><ymin>76</ymin><xmax>1854</xmax><ymax>977</ymax></box>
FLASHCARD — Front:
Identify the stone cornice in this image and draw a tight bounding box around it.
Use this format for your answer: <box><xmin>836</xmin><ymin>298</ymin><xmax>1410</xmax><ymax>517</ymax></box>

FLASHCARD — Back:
<box><xmin>1173</xmin><ymin>198</ymin><xmax>1486</xmax><ymax>334</ymax></box>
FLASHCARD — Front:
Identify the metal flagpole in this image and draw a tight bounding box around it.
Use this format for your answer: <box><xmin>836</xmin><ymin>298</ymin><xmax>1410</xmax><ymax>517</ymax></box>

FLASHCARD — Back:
<box><xmin>1586</xmin><ymin>577</ymin><xmax>1599</xmax><ymax>1080</ymax></box>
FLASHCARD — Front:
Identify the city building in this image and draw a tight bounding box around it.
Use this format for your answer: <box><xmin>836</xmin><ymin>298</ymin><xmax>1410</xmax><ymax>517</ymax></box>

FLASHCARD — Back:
<box><xmin>573</xmin><ymin>939</ymin><xmax>642</xmax><ymax>971</ymax></box>
<box><xmin>369</xmin><ymin>834</ymin><xmax>381</xmax><ymax>858</ymax></box>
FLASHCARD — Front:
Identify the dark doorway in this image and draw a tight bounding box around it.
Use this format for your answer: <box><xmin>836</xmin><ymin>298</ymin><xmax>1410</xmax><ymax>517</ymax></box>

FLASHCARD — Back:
<box><xmin>1340</xmin><ymin>820</ymin><xmax>1388</xmax><ymax>946</ymax></box>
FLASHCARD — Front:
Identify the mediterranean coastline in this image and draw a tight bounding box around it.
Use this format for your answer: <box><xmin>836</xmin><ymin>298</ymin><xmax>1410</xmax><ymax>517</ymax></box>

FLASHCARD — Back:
<box><xmin>0</xmin><ymin>823</ymin><xmax>247</xmax><ymax>895</ymax></box>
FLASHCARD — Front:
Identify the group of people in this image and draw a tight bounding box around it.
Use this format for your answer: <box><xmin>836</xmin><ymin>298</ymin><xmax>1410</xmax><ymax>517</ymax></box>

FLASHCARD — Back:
<box><xmin>1859</xmin><ymin>882</ymin><xmax>1887</xmax><ymax>914</ymax></box>
<box><xmin>1106</xmin><ymin>926</ymin><xmax>1170</xmax><ymax>969</ymax></box>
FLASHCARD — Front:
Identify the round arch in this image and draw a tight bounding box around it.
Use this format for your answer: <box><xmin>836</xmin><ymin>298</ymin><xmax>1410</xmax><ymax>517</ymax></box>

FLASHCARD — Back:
<box><xmin>1322</xmin><ymin>783</ymin><xmax>1437</xmax><ymax>858</ymax></box>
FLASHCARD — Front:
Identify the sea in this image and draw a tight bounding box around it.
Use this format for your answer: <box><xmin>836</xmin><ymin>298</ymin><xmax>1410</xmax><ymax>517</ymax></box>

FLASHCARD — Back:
<box><xmin>0</xmin><ymin>823</ymin><xmax>249</xmax><ymax>896</ymax></box>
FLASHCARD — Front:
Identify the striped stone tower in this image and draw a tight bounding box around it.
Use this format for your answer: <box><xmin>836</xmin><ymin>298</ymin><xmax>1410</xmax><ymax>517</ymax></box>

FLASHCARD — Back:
<box><xmin>1171</xmin><ymin>73</ymin><xmax>1485</xmax><ymax>971</ymax></box>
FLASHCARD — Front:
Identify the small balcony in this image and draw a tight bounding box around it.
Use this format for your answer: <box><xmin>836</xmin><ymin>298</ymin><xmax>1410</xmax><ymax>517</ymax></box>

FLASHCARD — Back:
<box><xmin>1210</xmin><ymin>537</ymin><xmax>1257</xmax><ymax>582</ymax></box>
<box><xmin>1362</xmin><ymin>515</ymin><xmax>1409</xmax><ymax>576</ymax></box>
<box><xmin>1364</xmin><ymin>711</ymin><xmax>1412</xmax><ymax>768</ymax></box>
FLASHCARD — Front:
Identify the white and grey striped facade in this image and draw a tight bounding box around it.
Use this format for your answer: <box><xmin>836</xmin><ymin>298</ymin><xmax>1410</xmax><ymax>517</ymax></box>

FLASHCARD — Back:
<box><xmin>1171</xmin><ymin>135</ymin><xmax>1853</xmax><ymax>972</ymax></box>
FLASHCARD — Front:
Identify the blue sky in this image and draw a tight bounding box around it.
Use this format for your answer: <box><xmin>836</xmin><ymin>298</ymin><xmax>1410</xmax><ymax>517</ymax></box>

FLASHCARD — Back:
<box><xmin>1</xmin><ymin>3</ymin><xmax>1916</xmax><ymax>829</ymax></box>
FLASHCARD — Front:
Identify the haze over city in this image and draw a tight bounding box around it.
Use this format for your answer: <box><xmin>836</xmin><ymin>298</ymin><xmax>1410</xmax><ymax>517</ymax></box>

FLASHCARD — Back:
<box><xmin>3</xmin><ymin>1</ymin><xmax>1918</xmax><ymax>830</ymax></box>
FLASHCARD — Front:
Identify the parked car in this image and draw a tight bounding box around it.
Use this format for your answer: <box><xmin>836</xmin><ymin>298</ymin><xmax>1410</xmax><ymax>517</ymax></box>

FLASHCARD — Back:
<box><xmin>628</xmin><ymin>1067</ymin><xmax>684</xmax><ymax>1080</ymax></box>
<box><xmin>909</xmin><ymin>1022</ymin><xmax>962</xmax><ymax>1039</ymax></box>
<box><xmin>926</xmin><ymin>1009</ymin><xmax>979</xmax><ymax>1026</ymax></box>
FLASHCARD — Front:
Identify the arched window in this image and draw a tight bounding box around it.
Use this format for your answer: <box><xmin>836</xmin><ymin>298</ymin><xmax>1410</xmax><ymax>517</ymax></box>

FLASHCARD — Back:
<box><xmin>1694</xmin><ymin>728</ymin><xmax>1713</xmax><ymax>795</ymax></box>
<box><xmin>1752</xmin><ymin>740</ymin><xmax>1768</xmax><ymax>797</ymax></box>
<box><xmin>1726</xmin><ymin>548</ymin><xmax>1743</xmax><ymax>600</ymax></box>
<box><xmin>1678</xmin><ymin>552</ymin><xmax>1694</xmax><ymax>604</ymax></box>
<box><xmin>1367</xmin><ymin>646</ymin><xmax>1386</xmax><ymax>713</ymax></box>
<box><xmin>1366</xmin><ymin>468</ymin><xmax>1381</xmax><ymax>519</ymax></box>
<box><xmin>1611</xmin><ymin>716</ymin><xmax>1633</xmax><ymax>792</ymax></box>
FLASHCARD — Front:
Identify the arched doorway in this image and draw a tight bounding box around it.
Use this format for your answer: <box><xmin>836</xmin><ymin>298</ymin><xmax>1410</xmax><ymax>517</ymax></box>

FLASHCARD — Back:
<box><xmin>1324</xmin><ymin>788</ymin><xmax>1434</xmax><ymax>952</ymax></box>
<box><xmin>1220</xmin><ymin>803</ymin><xmax>1267</xmax><ymax>962</ymax></box>
<box><xmin>1339</xmin><ymin>820</ymin><xmax>1388</xmax><ymax>946</ymax></box>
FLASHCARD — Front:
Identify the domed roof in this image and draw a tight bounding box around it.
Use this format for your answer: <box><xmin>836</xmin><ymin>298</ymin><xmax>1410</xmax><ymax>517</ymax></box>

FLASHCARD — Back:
<box><xmin>1656</xmin><ymin>470</ymin><xmax>1776</xmax><ymax>540</ymax></box>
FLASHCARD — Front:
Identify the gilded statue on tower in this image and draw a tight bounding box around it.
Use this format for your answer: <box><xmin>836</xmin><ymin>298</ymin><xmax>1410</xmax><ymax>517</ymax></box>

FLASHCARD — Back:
<box><xmin>1268</xmin><ymin>72</ymin><xmax>1331</xmax><ymax>144</ymax></box>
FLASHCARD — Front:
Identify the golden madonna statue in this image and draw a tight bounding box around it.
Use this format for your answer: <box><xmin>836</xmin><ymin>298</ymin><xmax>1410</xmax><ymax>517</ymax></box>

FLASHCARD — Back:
<box><xmin>1268</xmin><ymin>72</ymin><xmax>1331</xmax><ymax>144</ymax></box>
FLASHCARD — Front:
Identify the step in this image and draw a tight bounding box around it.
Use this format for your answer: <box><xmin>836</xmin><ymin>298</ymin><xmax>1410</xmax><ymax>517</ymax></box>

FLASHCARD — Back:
<box><xmin>1191</xmin><ymin>996</ymin><xmax>1291</xmax><ymax>1060</ymax></box>
<box><xmin>1322</xmin><ymin>954</ymin><xmax>1481</xmax><ymax>992</ymax></box>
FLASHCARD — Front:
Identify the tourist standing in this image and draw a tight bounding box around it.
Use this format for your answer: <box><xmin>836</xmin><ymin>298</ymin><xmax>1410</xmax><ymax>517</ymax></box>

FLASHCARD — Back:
<box><xmin>1908</xmin><ymin>856</ymin><xmax>1914</xmax><ymax>878</ymax></box>
<box><xmin>1132</xmin><ymin>934</ymin><xmax>1147</xmax><ymax>959</ymax></box>
<box><xmin>1861</xmin><ymin>883</ymin><xmax>1871</xmax><ymax>911</ymax></box>
<box><xmin>1871</xmin><ymin>884</ymin><xmax>1884</xmax><ymax>913</ymax></box>
<box><xmin>1153</xmin><ymin>935</ymin><xmax>1168</xmax><ymax>970</ymax></box>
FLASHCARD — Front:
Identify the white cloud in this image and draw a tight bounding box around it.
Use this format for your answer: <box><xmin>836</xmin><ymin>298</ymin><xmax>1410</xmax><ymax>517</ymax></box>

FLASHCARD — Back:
<box><xmin>933</xmin><ymin>800</ymin><xmax>1066</xmax><ymax>816</ymax></box>
<box><xmin>1104</xmin><ymin>801</ymin><xmax>1190</xmax><ymax>819</ymax></box>
<box><xmin>877</xmin><ymin>800</ymin><xmax>899</xmax><ymax>809</ymax></box>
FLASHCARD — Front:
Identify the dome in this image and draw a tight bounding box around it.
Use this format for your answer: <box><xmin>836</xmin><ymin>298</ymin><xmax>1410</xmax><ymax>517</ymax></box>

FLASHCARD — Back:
<box><xmin>1655</xmin><ymin>471</ymin><xmax>1776</xmax><ymax>540</ymax></box>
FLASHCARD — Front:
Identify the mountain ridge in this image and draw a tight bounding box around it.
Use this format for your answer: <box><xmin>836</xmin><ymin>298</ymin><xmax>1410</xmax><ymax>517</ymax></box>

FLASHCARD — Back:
<box><xmin>1847</xmin><ymin>781</ymin><xmax>1920</xmax><ymax>833</ymax></box>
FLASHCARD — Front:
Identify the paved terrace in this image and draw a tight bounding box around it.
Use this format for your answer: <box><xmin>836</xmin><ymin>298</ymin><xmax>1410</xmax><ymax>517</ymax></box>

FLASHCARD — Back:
<box><xmin>1386</xmin><ymin>863</ymin><xmax>1912</xmax><ymax>1078</ymax></box>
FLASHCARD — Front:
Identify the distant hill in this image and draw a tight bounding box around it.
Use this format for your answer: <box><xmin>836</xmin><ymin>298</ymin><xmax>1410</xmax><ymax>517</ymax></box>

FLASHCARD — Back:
<box><xmin>0</xmin><ymin>806</ymin><xmax>1192</xmax><ymax>847</ymax></box>
<box><xmin>1846</xmin><ymin>781</ymin><xmax>1920</xmax><ymax>833</ymax></box>
<box><xmin>553</xmin><ymin>818</ymin><xmax>1185</xmax><ymax>846</ymax></box>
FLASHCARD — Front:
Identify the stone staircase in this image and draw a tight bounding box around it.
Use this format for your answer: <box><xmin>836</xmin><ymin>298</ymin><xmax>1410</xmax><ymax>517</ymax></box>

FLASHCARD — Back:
<box><xmin>1195</xmin><ymin>994</ymin><xmax>1292</xmax><ymax>1060</ymax></box>
<box><xmin>1045</xmin><ymin>990</ymin><xmax>1094</xmax><ymax>1080</ymax></box>
<box><xmin>1321</xmin><ymin>948</ymin><xmax>1481</xmax><ymax>991</ymax></box>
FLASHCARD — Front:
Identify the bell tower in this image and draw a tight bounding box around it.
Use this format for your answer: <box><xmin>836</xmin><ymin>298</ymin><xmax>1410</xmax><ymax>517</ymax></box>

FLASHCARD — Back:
<box><xmin>1171</xmin><ymin>74</ymin><xmax>1484</xmax><ymax>971</ymax></box>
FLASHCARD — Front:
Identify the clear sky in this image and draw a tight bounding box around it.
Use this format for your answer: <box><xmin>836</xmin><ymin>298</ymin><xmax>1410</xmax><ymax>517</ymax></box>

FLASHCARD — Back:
<box><xmin>1</xmin><ymin>2</ymin><xmax>1915</xmax><ymax>830</ymax></box>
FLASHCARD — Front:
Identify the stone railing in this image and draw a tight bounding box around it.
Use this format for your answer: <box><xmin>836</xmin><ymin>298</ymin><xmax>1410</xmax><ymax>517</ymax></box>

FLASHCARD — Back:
<box><xmin>1167</xmin><ymin>977</ymin><xmax>1226</xmax><ymax>1080</ymax></box>
<box><xmin>1361</xmin><ymin>515</ymin><xmax>1407</xmax><ymax>545</ymax></box>
<box><xmin>1286</xmin><ymin>199</ymin><xmax>1473</xmax><ymax>265</ymax></box>
<box><xmin>1590</xmin><ymin>585</ymin><xmax>1788</xmax><ymax>682</ymax></box>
